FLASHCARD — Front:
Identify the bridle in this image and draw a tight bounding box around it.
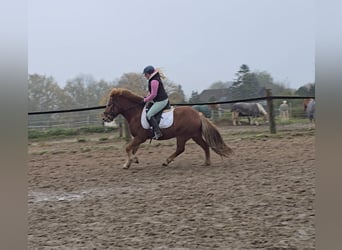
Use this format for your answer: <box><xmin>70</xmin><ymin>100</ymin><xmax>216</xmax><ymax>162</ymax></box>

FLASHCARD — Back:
<box><xmin>103</xmin><ymin>100</ymin><xmax>117</xmax><ymax>120</ymax></box>
<box><xmin>103</xmin><ymin>97</ymin><xmax>143</xmax><ymax>120</ymax></box>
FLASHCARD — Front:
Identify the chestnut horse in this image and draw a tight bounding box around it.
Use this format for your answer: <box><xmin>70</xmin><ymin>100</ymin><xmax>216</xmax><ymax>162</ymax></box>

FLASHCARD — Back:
<box><xmin>102</xmin><ymin>88</ymin><xmax>233</xmax><ymax>169</ymax></box>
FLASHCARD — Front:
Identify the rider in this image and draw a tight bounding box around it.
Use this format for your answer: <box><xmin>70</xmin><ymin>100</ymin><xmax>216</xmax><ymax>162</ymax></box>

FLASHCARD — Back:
<box><xmin>142</xmin><ymin>65</ymin><xmax>169</xmax><ymax>140</ymax></box>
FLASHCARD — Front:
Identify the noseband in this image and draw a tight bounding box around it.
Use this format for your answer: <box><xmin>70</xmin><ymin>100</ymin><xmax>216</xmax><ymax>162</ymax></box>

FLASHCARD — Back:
<box><xmin>103</xmin><ymin>100</ymin><xmax>117</xmax><ymax>118</ymax></box>
<box><xmin>103</xmin><ymin>98</ymin><xmax>143</xmax><ymax>120</ymax></box>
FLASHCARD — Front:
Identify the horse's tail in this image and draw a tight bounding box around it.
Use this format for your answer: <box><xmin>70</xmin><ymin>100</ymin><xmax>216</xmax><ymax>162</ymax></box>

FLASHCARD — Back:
<box><xmin>199</xmin><ymin>113</ymin><xmax>233</xmax><ymax>157</ymax></box>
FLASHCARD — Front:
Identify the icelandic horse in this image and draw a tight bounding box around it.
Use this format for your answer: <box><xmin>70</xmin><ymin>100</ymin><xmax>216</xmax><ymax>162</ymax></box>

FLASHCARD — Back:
<box><xmin>231</xmin><ymin>102</ymin><xmax>268</xmax><ymax>126</ymax></box>
<box><xmin>102</xmin><ymin>88</ymin><xmax>233</xmax><ymax>169</ymax></box>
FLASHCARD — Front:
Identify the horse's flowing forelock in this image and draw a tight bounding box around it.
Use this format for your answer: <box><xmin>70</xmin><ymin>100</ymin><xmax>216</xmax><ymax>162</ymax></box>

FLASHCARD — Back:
<box><xmin>110</xmin><ymin>88</ymin><xmax>125</xmax><ymax>97</ymax></box>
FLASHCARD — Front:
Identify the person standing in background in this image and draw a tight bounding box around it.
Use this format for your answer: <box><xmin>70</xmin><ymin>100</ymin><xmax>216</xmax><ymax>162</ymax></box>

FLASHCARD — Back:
<box><xmin>279</xmin><ymin>100</ymin><xmax>289</xmax><ymax>121</ymax></box>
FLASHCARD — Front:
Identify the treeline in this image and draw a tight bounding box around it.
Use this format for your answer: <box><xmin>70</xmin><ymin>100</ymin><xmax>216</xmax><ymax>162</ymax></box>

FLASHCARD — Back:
<box><xmin>189</xmin><ymin>64</ymin><xmax>315</xmax><ymax>104</ymax></box>
<box><xmin>28</xmin><ymin>72</ymin><xmax>187</xmax><ymax>128</ymax></box>
<box><xmin>28</xmin><ymin>73</ymin><xmax>187</xmax><ymax>112</ymax></box>
<box><xmin>29</xmin><ymin>64</ymin><xmax>315</xmax><ymax>112</ymax></box>
<box><xmin>28</xmin><ymin>64</ymin><xmax>315</xmax><ymax>128</ymax></box>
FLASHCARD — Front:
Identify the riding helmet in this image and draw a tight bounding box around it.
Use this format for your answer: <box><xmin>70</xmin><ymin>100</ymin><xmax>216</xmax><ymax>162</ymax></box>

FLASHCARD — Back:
<box><xmin>143</xmin><ymin>65</ymin><xmax>155</xmax><ymax>75</ymax></box>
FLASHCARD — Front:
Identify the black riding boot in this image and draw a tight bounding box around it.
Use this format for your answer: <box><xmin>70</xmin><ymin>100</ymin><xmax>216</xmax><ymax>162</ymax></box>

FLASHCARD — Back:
<box><xmin>148</xmin><ymin>116</ymin><xmax>163</xmax><ymax>140</ymax></box>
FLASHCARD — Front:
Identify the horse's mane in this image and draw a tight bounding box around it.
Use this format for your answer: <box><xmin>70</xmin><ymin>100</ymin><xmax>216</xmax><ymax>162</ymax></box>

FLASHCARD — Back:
<box><xmin>256</xmin><ymin>103</ymin><xmax>267</xmax><ymax>115</ymax></box>
<box><xmin>110</xmin><ymin>88</ymin><xmax>143</xmax><ymax>103</ymax></box>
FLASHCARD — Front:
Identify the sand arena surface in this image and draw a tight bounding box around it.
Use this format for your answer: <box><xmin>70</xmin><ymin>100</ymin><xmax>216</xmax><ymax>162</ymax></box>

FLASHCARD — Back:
<box><xmin>28</xmin><ymin>124</ymin><xmax>315</xmax><ymax>249</ymax></box>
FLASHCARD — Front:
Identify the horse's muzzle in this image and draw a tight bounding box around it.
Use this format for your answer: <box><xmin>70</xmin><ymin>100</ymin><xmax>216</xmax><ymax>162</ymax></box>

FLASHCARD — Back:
<box><xmin>102</xmin><ymin>112</ymin><xmax>114</xmax><ymax>122</ymax></box>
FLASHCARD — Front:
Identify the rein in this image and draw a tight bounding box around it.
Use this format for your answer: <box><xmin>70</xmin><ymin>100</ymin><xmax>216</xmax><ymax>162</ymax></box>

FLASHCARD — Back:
<box><xmin>107</xmin><ymin>99</ymin><xmax>143</xmax><ymax>117</ymax></box>
<box><xmin>119</xmin><ymin>102</ymin><xmax>142</xmax><ymax>113</ymax></box>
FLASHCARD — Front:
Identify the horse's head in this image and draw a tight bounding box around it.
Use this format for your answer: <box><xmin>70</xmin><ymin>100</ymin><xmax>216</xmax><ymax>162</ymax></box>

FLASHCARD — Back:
<box><xmin>102</xmin><ymin>95</ymin><xmax>120</xmax><ymax>122</ymax></box>
<box><xmin>102</xmin><ymin>88</ymin><xmax>145</xmax><ymax>122</ymax></box>
<box><xmin>256</xmin><ymin>103</ymin><xmax>269</xmax><ymax>123</ymax></box>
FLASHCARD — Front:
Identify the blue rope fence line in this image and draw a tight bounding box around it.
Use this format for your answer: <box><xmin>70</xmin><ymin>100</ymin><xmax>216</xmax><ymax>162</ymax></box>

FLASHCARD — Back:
<box><xmin>28</xmin><ymin>95</ymin><xmax>315</xmax><ymax>116</ymax></box>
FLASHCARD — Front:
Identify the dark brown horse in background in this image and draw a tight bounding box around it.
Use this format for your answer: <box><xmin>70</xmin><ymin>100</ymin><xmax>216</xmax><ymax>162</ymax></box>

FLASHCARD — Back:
<box><xmin>102</xmin><ymin>88</ymin><xmax>233</xmax><ymax>169</ymax></box>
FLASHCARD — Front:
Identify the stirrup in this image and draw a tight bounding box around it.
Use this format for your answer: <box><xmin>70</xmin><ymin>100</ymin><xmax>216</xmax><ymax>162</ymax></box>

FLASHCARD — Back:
<box><xmin>152</xmin><ymin>131</ymin><xmax>162</xmax><ymax>140</ymax></box>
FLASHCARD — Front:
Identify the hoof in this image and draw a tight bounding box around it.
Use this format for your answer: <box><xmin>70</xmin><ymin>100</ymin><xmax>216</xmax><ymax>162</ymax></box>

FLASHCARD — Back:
<box><xmin>133</xmin><ymin>157</ymin><xmax>139</xmax><ymax>164</ymax></box>
<box><xmin>162</xmin><ymin>162</ymin><xmax>168</xmax><ymax>166</ymax></box>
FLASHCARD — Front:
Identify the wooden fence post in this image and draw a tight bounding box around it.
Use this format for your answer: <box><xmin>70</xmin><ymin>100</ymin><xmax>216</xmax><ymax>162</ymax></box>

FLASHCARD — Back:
<box><xmin>117</xmin><ymin>114</ymin><xmax>131</xmax><ymax>142</ymax></box>
<box><xmin>266</xmin><ymin>89</ymin><xmax>277</xmax><ymax>134</ymax></box>
<box><xmin>124</xmin><ymin>119</ymin><xmax>131</xmax><ymax>142</ymax></box>
<box><xmin>117</xmin><ymin>115</ymin><xmax>123</xmax><ymax>137</ymax></box>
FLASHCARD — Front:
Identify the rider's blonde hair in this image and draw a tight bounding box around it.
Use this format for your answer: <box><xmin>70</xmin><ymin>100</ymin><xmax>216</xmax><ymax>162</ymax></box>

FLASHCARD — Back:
<box><xmin>155</xmin><ymin>67</ymin><xmax>167</xmax><ymax>80</ymax></box>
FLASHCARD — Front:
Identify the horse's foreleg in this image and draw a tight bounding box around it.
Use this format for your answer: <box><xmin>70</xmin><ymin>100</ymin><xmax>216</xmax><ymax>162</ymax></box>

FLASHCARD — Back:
<box><xmin>123</xmin><ymin>142</ymin><xmax>133</xmax><ymax>169</ymax></box>
<box><xmin>123</xmin><ymin>137</ymin><xmax>143</xmax><ymax>169</ymax></box>
<box><xmin>131</xmin><ymin>144</ymin><xmax>140</xmax><ymax>164</ymax></box>
<box><xmin>163</xmin><ymin>137</ymin><xmax>188</xmax><ymax>166</ymax></box>
<box><xmin>253</xmin><ymin>117</ymin><xmax>259</xmax><ymax>126</ymax></box>
<box><xmin>192</xmin><ymin>136</ymin><xmax>211</xmax><ymax>166</ymax></box>
<box><xmin>237</xmin><ymin>114</ymin><xmax>241</xmax><ymax>125</ymax></box>
<box><xmin>232</xmin><ymin>112</ymin><xmax>239</xmax><ymax>126</ymax></box>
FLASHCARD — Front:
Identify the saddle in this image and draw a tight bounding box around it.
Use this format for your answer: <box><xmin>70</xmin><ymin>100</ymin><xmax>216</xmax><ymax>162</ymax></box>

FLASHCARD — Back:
<box><xmin>145</xmin><ymin>101</ymin><xmax>171</xmax><ymax>124</ymax></box>
<box><xmin>141</xmin><ymin>101</ymin><xmax>174</xmax><ymax>130</ymax></box>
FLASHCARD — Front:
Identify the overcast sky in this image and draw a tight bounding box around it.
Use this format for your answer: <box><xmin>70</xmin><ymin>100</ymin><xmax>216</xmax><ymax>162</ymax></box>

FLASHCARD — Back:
<box><xmin>28</xmin><ymin>0</ymin><xmax>315</xmax><ymax>98</ymax></box>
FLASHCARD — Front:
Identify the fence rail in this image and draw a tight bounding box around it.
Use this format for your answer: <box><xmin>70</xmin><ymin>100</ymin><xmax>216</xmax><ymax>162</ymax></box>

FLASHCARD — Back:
<box><xmin>28</xmin><ymin>95</ymin><xmax>314</xmax><ymax>115</ymax></box>
<box><xmin>28</xmin><ymin>92</ymin><xmax>315</xmax><ymax>133</ymax></box>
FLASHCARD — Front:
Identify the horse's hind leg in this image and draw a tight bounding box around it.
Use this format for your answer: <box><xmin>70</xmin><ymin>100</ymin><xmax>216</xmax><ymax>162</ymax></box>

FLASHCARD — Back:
<box><xmin>192</xmin><ymin>136</ymin><xmax>211</xmax><ymax>166</ymax></box>
<box><xmin>163</xmin><ymin>137</ymin><xmax>188</xmax><ymax>166</ymax></box>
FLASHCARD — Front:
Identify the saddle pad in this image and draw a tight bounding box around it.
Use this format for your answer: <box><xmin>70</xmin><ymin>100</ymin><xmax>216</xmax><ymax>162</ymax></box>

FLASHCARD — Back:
<box><xmin>141</xmin><ymin>107</ymin><xmax>174</xmax><ymax>129</ymax></box>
